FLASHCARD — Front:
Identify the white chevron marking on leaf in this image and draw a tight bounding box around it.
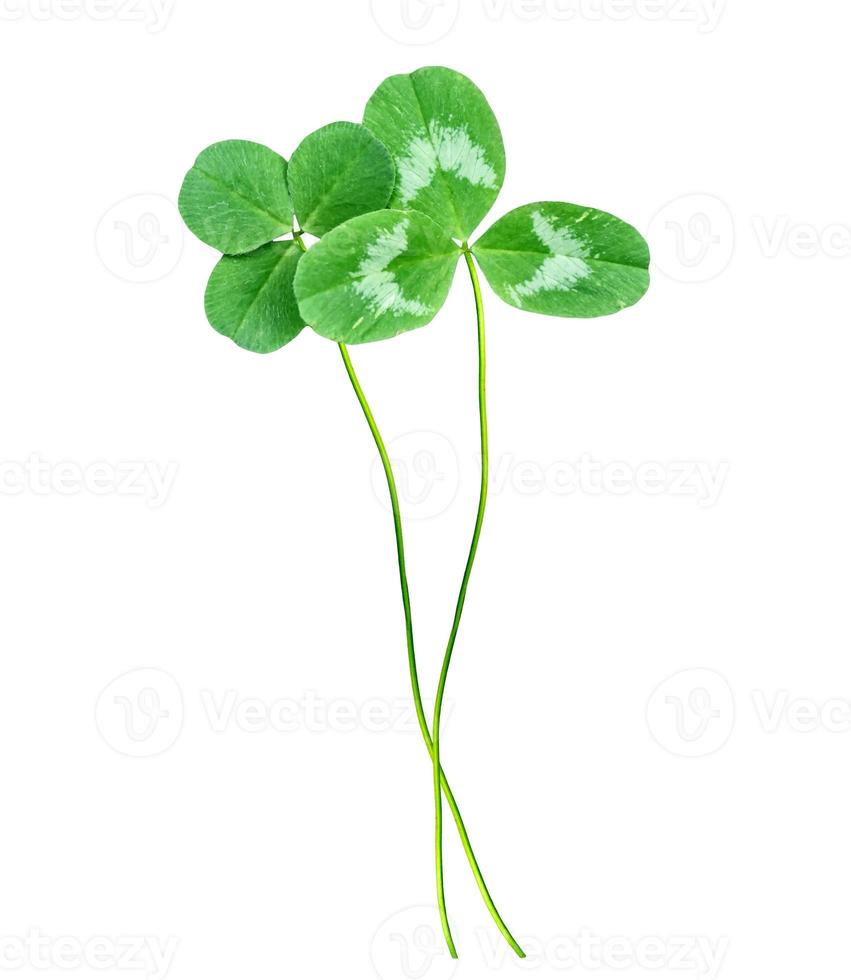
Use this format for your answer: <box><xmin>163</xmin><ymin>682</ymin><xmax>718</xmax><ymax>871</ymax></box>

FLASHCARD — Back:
<box><xmin>508</xmin><ymin>210</ymin><xmax>592</xmax><ymax>302</ymax></box>
<box><xmin>396</xmin><ymin>124</ymin><xmax>498</xmax><ymax>208</ymax></box>
<box><xmin>351</xmin><ymin>219</ymin><xmax>429</xmax><ymax>318</ymax></box>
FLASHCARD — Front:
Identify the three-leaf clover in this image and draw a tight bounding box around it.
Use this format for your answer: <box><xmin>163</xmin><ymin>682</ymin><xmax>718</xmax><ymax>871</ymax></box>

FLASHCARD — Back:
<box><xmin>294</xmin><ymin>66</ymin><xmax>649</xmax><ymax>347</ymax></box>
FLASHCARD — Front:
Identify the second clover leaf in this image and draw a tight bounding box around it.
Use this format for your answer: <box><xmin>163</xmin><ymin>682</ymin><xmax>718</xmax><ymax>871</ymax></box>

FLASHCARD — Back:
<box><xmin>473</xmin><ymin>202</ymin><xmax>651</xmax><ymax>317</ymax></box>
<box><xmin>363</xmin><ymin>66</ymin><xmax>505</xmax><ymax>242</ymax></box>
<box><xmin>178</xmin><ymin>140</ymin><xmax>293</xmax><ymax>255</ymax></box>
<box><xmin>294</xmin><ymin>209</ymin><xmax>460</xmax><ymax>344</ymax></box>
<box><xmin>205</xmin><ymin>242</ymin><xmax>305</xmax><ymax>354</ymax></box>
<box><xmin>287</xmin><ymin>121</ymin><xmax>395</xmax><ymax>237</ymax></box>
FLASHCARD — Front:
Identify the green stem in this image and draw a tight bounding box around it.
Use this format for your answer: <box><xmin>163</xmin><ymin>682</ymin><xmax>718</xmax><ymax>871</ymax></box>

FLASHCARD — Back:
<box><xmin>338</xmin><ymin>342</ymin><xmax>524</xmax><ymax>958</ymax></box>
<box><xmin>432</xmin><ymin>248</ymin><xmax>521</xmax><ymax>959</ymax></box>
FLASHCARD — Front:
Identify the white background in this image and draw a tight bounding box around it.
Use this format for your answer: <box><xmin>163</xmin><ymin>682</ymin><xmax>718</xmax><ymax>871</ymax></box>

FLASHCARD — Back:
<box><xmin>2</xmin><ymin>1</ymin><xmax>850</xmax><ymax>978</ymax></box>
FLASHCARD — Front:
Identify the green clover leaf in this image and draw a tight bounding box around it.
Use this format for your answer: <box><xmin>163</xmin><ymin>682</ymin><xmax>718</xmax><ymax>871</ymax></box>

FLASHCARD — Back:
<box><xmin>204</xmin><ymin>241</ymin><xmax>305</xmax><ymax>353</ymax></box>
<box><xmin>473</xmin><ymin>202</ymin><xmax>650</xmax><ymax>317</ymax></box>
<box><xmin>287</xmin><ymin>121</ymin><xmax>395</xmax><ymax>237</ymax></box>
<box><xmin>364</xmin><ymin>67</ymin><xmax>505</xmax><ymax>241</ymax></box>
<box><xmin>294</xmin><ymin>209</ymin><xmax>460</xmax><ymax>344</ymax></box>
<box><xmin>178</xmin><ymin>140</ymin><xmax>293</xmax><ymax>255</ymax></box>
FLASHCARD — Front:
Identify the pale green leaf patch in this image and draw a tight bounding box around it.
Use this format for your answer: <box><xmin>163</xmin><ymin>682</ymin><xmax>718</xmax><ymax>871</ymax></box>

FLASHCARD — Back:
<box><xmin>473</xmin><ymin>202</ymin><xmax>650</xmax><ymax>318</ymax></box>
<box><xmin>294</xmin><ymin>209</ymin><xmax>460</xmax><ymax>344</ymax></box>
<box><xmin>395</xmin><ymin>124</ymin><xmax>498</xmax><ymax>211</ymax></box>
<box><xmin>351</xmin><ymin>219</ymin><xmax>430</xmax><ymax>317</ymax></box>
<box><xmin>287</xmin><ymin>122</ymin><xmax>395</xmax><ymax>237</ymax></box>
<box><xmin>204</xmin><ymin>241</ymin><xmax>305</xmax><ymax>354</ymax></box>
<box><xmin>364</xmin><ymin>67</ymin><xmax>505</xmax><ymax>241</ymax></box>
<box><xmin>179</xmin><ymin>140</ymin><xmax>293</xmax><ymax>255</ymax></box>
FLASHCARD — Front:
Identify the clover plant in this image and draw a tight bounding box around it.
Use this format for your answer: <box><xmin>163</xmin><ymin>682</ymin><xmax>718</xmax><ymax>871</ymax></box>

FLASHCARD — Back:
<box><xmin>179</xmin><ymin>66</ymin><xmax>650</xmax><ymax>960</ymax></box>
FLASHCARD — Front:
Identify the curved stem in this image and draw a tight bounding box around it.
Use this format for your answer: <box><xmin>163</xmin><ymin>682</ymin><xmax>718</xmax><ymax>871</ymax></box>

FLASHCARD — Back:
<box><xmin>338</xmin><ymin>340</ymin><xmax>524</xmax><ymax>959</ymax></box>
<box><xmin>432</xmin><ymin>248</ymin><xmax>519</xmax><ymax>958</ymax></box>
